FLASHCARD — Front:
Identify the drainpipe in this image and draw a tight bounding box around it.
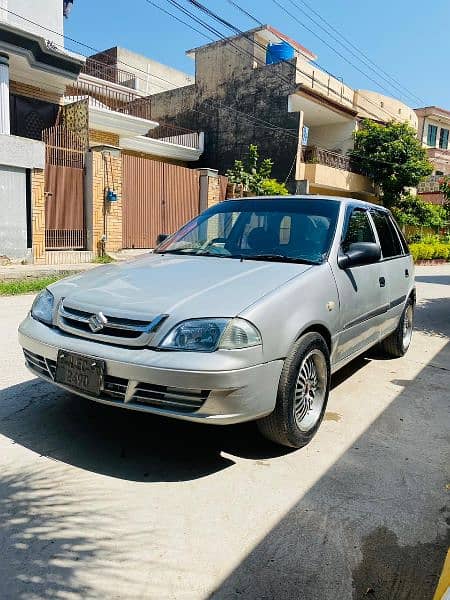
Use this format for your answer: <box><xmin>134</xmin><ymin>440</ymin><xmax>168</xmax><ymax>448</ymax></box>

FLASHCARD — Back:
<box><xmin>0</xmin><ymin>53</ymin><xmax>10</xmax><ymax>135</ymax></box>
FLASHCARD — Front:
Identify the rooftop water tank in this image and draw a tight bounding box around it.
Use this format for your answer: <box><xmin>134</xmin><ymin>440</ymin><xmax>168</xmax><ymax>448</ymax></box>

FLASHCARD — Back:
<box><xmin>266</xmin><ymin>41</ymin><xmax>295</xmax><ymax>65</ymax></box>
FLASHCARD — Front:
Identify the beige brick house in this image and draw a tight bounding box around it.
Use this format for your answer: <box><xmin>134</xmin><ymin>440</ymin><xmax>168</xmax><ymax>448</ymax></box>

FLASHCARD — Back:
<box><xmin>0</xmin><ymin>1</ymin><xmax>220</xmax><ymax>265</ymax></box>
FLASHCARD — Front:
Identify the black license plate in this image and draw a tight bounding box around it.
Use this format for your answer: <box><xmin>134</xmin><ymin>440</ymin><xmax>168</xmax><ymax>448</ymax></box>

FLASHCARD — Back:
<box><xmin>55</xmin><ymin>350</ymin><xmax>105</xmax><ymax>396</ymax></box>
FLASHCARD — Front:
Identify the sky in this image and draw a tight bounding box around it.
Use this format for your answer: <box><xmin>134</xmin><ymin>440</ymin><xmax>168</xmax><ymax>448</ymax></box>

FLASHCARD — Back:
<box><xmin>65</xmin><ymin>0</ymin><xmax>450</xmax><ymax>109</ymax></box>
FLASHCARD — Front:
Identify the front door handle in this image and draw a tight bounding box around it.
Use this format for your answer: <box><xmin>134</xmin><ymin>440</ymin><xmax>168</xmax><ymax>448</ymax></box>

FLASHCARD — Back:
<box><xmin>379</xmin><ymin>277</ymin><xmax>386</xmax><ymax>287</ymax></box>
<box><xmin>405</xmin><ymin>269</ymin><xmax>409</xmax><ymax>278</ymax></box>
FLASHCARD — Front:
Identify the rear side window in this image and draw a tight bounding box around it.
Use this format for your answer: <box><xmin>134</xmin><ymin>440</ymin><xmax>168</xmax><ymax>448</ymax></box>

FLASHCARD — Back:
<box><xmin>342</xmin><ymin>209</ymin><xmax>375</xmax><ymax>252</ymax></box>
<box><xmin>371</xmin><ymin>211</ymin><xmax>403</xmax><ymax>258</ymax></box>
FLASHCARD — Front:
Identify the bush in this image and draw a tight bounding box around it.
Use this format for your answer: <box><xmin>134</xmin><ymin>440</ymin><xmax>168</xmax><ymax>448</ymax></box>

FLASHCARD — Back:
<box><xmin>392</xmin><ymin>195</ymin><xmax>448</xmax><ymax>228</ymax></box>
<box><xmin>409</xmin><ymin>242</ymin><xmax>450</xmax><ymax>261</ymax></box>
<box><xmin>260</xmin><ymin>178</ymin><xmax>289</xmax><ymax>196</ymax></box>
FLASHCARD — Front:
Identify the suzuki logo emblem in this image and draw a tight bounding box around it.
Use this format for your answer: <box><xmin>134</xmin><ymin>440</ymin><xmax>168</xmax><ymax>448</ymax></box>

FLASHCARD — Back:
<box><xmin>89</xmin><ymin>312</ymin><xmax>108</xmax><ymax>333</ymax></box>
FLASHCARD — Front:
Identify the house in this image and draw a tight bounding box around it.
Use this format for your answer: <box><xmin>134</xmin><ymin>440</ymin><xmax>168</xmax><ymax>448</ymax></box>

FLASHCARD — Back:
<box><xmin>148</xmin><ymin>26</ymin><xmax>418</xmax><ymax>201</ymax></box>
<box><xmin>0</xmin><ymin>1</ymin><xmax>215</xmax><ymax>263</ymax></box>
<box><xmin>0</xmin><ymin>0</ymin><xmax>84</xmax><ymax>263</ymax></box>
<box><xmin>57</xmin><ymin>46</ymin><xmax>207</xmax><ymax>259</ymax></box>
<box><xmin>415</xmin><ymin>106</ymin><xmax>450</xmax><ymax>205</ymax></box>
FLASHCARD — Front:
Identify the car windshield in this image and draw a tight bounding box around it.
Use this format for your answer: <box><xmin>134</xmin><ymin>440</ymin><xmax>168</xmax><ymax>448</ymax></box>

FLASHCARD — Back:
<box><xmin>155</xmin><ymin>198</ymin><xmax>340</xmax><ymax>264</ymax></box>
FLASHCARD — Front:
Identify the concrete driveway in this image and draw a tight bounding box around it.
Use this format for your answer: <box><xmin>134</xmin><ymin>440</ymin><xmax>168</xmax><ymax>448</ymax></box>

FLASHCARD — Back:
<box><xmin>0</xmin><ymin>266</ymin><xmax>449</xmax><ymax>600</ymax></box>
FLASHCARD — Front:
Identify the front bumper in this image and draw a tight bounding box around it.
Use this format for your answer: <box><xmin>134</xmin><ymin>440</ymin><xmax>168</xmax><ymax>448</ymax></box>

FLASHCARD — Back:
<box><xmin>18</xmin><ymin>315</ymin><xmax>283</xmax><ymax>425</ymax></box>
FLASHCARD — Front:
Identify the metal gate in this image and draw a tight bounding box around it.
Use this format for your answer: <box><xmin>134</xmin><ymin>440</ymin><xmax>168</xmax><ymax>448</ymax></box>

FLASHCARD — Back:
<box><xmin>122</xmin><ymin>154</ymin><xmax>200</xmax><ymax>248</ymax></box>
<box><xmin>43</xmin><ymin>126</ymin><xmax>86</xmax><ymax>250</ymax></box>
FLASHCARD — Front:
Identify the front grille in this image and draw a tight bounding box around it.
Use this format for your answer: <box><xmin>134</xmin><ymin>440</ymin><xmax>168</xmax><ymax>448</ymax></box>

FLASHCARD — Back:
<box><xmin>23</xmin><ymin>350</ymin><xmax>208</xmax><ymax>413</ymax></box>
<box><xmin>103</xmin><ymin>376</ymin><xmax>128</xmax><ymax>401</ymax></box>
<box><xmin>131</xmin><ymin>383</ymin><xmax>209</xmax><ymax>412</ymax></box>
<box><xmin>24</xmin><ymin>349</ymin><xmax>56</xmax><ymax>379</ymax></box>
<box><xmin>57</xmin><ymin>302</ymin><xmax>168</xmax><ymax>347</ymax></box>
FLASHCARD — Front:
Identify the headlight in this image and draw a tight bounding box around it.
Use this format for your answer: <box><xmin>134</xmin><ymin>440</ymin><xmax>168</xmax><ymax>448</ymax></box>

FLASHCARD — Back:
<box><xmin>159</xmin><ymin>318</ymin><xmax>262</xmax><ymax>352</ymax></box>
<box><xmin>31</xmin><ymin>289</ymin><xmax>55</xmax><ymax>325</ymax></box>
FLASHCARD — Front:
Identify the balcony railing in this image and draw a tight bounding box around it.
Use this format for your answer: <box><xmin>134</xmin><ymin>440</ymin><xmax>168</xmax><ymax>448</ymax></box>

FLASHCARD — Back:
<box><xmin>66</xmin><ymin>80</ymin><xmax>153</xmax><ymax>121</ymax></box>
<box><xmin>417</xmin><ymin>174</ymin><xmax>445</xmax><ymax>193</ymax></box>
<box><xmin>65</xmin><ymin>81</ymin><xmax>201</xmax><ymax>149</ymax></box>
<box><xmin>81</xmin><ymin>57</ymin><xmax>137</xmax><ymax>90</ymax></box>
<box><xmin>301</xmin><ymin>146</ymin><xmax>362</xmax><ymax>174</ymax></box>
<box><xmin>146</xmin><ymin>122</ymin><xmax>200</xmax><ymax>150</ymax></box>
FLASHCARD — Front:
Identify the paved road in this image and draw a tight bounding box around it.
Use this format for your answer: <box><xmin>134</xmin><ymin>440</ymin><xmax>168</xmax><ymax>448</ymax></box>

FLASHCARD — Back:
<box><xmin>0</xmin><ymin>266</ymin><xmax>449</xmax><ymax>600</ymax></box>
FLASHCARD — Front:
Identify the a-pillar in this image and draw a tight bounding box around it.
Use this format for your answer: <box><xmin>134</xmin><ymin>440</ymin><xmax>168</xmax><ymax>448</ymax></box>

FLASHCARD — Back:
<box><xmin>0</xmin><ymin>53</ymin><xmax>10</xmax><ymax>135</ymax></box>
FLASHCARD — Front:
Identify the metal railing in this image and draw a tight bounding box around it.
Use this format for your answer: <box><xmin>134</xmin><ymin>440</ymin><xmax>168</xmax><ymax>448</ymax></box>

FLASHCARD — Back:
<box><xmin>417</xmin><ymin>174</ymin><xmax>445</xmax><ymax>193</ymax></box>
<box><xmin>81</xmin><ymin>57</ymin><xmax>137</xmax><ymax>89</ymax></box>
<box><xmin>301</xmin><ymin>146</ymin><xmax>362</xmax><ymax>174</ymax></box>
<box><xmin>146</xmin><ymin>122</ymin><xmax>200</xmax><ymax>150</ymax></box>
<box><xmin>66</xmin><ymin>80</ymin><xmax>153</xmax><ymax>121</ymax></box>
<box><xmin>65</xmin><ymin>82</ymin><xmax>201</xmax><ymax>148</ymax></box>
<box><xmin>45</xmin><ymin>229</ymin><xmax>85</xmax><ymax>250</ymax></box>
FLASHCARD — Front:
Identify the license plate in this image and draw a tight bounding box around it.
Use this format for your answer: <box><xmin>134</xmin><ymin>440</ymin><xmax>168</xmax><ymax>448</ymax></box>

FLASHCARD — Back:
<box><xmin>55</xmin><ymin>350</ymin><xmax>105</xmax><ymax>396</ymax></box>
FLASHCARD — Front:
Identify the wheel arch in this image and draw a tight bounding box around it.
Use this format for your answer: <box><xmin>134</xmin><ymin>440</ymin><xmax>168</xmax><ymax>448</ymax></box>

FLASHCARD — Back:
<box><xmin>296</xmin><ymin>324</ymin><xmax>332</xmax><ymax>355</ymax></box>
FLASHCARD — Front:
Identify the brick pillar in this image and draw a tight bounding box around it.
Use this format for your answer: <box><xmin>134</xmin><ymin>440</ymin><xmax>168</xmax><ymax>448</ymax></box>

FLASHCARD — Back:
<box><xmin>86</xmin><ymin>148</ymin><xmax>123</xmax><ymax>255</ymax></box>
<box><xmin>198</xmin><ymin>168</ymin><xmax>220</xmax><ymax>211</ymax></box>
<box><xmin>31</xmin><ymin>169</ymin><xmax>46</xmax><ymax>263</ymax></box>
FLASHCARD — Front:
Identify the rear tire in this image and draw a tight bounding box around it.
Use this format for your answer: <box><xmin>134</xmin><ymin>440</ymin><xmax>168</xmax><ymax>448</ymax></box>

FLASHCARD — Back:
<box><xmin>380</xmin><ymin>297</ymin><xmax>414</xmax><ymax>358</ymax></box>
<box><xmin>257</xmin><ymin>332</ymin><xmax>330</xmax><ymax>448</ymax></box>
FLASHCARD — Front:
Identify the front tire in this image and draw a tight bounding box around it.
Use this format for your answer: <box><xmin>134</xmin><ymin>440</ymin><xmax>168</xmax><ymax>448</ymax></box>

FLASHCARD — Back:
<box><xmin>380</xmin><ymin>297</ymin><xmax>414</xmax><ymax>358</ymax></box>
<box><xmin>257</xmin><ymin>332</ymin><xmax>330</xmax><ymax>448</ymax></box>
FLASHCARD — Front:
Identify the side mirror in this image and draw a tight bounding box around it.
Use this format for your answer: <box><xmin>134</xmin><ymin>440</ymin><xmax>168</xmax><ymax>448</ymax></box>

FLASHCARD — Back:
<box><xmin>156</xmin><ymin>233</ymin><xmax>169</xmax><ymax>246</ymax></box>
<box><xmin>338</xmin><ymin>242</ymin><xmax>381</xmax><ymax>269</ymax></box>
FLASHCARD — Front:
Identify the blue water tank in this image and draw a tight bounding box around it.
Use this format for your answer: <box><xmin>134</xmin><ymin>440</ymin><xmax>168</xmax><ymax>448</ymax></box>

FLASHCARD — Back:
<box><xmin>266</xmin><ymin>41</ymin><xmax>295</xmax><ymax>65</ymax></box>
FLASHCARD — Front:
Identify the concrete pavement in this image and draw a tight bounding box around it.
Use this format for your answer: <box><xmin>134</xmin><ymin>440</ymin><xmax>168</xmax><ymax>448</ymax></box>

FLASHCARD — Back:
<box><xmin>0</xmin><ymin>265</ymin><xmax>449</xmax><ymax>599</ymax></box>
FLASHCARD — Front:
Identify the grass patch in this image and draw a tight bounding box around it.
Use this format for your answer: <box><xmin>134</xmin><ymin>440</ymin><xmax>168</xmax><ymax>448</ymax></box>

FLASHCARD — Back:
<box><xmin>92</xmin><ymin>254</ymin><xmax>115</xmax><ymax>264</ymax></box>
<box><xmin>0</xmin><ymin>276</ymin><xmax>63</xmax><ymax>296</ymax></box>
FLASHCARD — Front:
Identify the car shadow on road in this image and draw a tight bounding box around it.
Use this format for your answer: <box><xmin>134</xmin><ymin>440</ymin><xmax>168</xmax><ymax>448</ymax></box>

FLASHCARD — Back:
<box><xmin>0</xmin><ymin>376</ymin><xmax>296</xmax><ymax>482</ymax></box>
<box><xmin>0</xmin><ymin>350</ymin><xmax>379</xmax><ymax>485</ymax></box>
<box><xmin>1</xmin><ymin>298</ymin><xmax>448</xmax><ymax>486</ymax></box>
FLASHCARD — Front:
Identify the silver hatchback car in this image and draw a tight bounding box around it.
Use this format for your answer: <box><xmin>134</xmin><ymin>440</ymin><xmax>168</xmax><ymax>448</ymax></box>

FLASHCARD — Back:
<box><xmin>19</xmin><ymin>197</ymin><xmax>415</xmax><ymax>448</ymax></box>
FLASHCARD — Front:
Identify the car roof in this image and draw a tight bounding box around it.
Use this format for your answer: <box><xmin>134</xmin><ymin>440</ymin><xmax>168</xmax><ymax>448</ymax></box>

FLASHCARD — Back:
<box><xmin>226</xmin><ymin>195</ymin><xmax>388</xmax><ymax>212</ymax></box>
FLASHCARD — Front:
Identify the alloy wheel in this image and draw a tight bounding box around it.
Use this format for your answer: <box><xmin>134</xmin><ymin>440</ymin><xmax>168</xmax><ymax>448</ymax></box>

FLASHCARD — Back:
<box><xmin>294</xmin><ymin>349</ymin><xmax>327</xmax><ymax>432</ymax></box>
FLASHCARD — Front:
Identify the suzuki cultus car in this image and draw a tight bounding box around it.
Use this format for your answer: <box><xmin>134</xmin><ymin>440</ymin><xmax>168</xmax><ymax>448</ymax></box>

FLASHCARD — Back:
<box><xmin>19</xmin><ymin>197</ymin><xmax>415</xmax><ymax>448</ymax></box>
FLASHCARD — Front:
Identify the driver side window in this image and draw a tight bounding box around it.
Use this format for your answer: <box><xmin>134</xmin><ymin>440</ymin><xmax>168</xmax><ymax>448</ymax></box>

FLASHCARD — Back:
<box><xmin>342</xmin><ymin>209</ymin><xmax>375</xmax><ymax>253</ymax></box>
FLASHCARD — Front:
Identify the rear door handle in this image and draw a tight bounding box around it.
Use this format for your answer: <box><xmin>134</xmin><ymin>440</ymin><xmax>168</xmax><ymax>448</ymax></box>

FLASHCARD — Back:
<box><xmin>379</xmin><ymin>277</ymin><xmax>386</xmax><ymax>287</ymax></box>
<box><xmin>405</xmin><ymin>269</ymin><xmax>409</xmax><ymax>278</ymax></box>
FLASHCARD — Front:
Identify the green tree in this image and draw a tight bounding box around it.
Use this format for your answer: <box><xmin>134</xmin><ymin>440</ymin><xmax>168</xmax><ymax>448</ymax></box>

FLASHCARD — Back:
<box><xmin>440</xmin><ymin>175</ymin><xmax>450</xmax><ymax>202</ymax></box>
<box><xmin>350</xmin><ymin>120</ymin><xmax>433</xmax><ymax>208</ymax></box>
<box><xmin>439</xmin><ymin>176</ymin><xmax>450</xmax><ymax>219</ymax></box>
<box><xmin>226</xmin><ymin>144</ymin><xmax>288</xmax><ymax>196</ymax></box>
<box><xmin>392</xmin><ymin>194</ymin><xmax>447</xmax><ymax>228</ymax></box>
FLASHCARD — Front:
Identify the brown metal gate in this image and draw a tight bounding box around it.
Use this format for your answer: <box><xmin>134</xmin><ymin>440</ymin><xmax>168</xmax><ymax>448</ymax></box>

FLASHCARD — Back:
<box><xmin>43</xmin><ymin>126</ymin><xmax>86</xmax><ymax>249</ymax></box>
<box><xmin>122</xmin><ymin>154</ymin><xmax>200</xmax><ymax>248</ymax></box>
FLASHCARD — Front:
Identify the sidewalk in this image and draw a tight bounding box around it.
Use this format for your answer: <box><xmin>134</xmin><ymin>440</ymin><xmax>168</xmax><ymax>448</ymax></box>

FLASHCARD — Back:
<box><xmin>0</xmin><ymin>263</ymin><xmax>97</xmax><ymax>281</ymax></box>
<box><xmin>0</xmin><ymin>250</ymin><xmax>149</xmax><ymax>281</ymax></box>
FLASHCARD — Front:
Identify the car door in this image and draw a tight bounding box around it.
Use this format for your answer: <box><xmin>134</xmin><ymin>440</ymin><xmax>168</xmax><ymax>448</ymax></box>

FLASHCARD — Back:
<box><xmin>369</xmin><ymin>209</ymin><xmax>413</xmax><ymax>338</ymax></box>
<box><xmin>332</xmin><ymin>207</ymin><xmax>388</xmax><ymax>363</ymax></box>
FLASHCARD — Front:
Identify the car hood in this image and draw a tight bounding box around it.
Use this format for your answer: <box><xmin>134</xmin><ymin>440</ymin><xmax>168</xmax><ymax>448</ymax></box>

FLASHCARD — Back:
<box><xmin>50</xmin><ymin>253</ymin><xmax>312</xmax><ymax>320</ymax></box>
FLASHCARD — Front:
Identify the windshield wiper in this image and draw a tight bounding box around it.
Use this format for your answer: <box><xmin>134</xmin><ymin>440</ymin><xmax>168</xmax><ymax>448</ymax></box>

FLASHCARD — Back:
<box><xmin>245</xmin><ymin>254</ymin><xmax>319</xmax><ymax>265</ymax></box>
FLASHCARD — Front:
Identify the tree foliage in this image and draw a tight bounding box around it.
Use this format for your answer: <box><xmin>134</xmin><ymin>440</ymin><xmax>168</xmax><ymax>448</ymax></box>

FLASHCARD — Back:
<box><xmin>440</xmin><ymin>175</ymin><xmax>450</xmax><ymax>202</ymax></box>
<box><xmin>439</xmin><ymin>176</ymin><xmax>450</xmax><ymax>220</ymax></box>
<box><xmin>350</xmin><ymin>120</ymin><xmax>433</xmax><ymax>208</ymax></box>
<box><xmin>226</xmin><ymin>144</ymin><xmax>289</xmax><ymax>196</ymax></box>
<box><xmin>391</xmin><ymin>194</ymin><xmax>448</xmax><ymax>228</ymax></box>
